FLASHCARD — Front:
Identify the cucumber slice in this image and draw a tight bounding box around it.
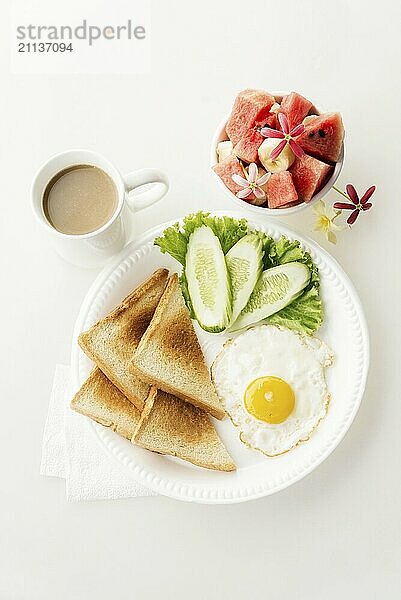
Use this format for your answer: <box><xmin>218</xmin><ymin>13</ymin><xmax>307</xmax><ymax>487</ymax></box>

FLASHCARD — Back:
<box><xmin>185</xmin><ymin>225</ymin><xmax>232</xmax><ymax>333</ymax></box>
<box><xmin>229</xmin><ymin>262</ymin><xmax>310</xmax><ymax>331</ymax></box>
<box><xmin>226</xmin><ymin>233</ymin><xmax>263</xmax><ymax>325</ymax></box>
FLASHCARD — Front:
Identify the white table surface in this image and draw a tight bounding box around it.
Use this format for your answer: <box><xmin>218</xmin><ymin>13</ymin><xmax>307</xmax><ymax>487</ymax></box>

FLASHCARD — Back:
<box><xmin>1</xmin><ymin>0</ymin><xmax>401</xmax><ymax>597</ymax></box>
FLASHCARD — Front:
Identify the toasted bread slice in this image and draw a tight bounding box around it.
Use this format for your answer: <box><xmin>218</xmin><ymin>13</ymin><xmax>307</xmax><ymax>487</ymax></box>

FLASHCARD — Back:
<box><xmin>133</xmin><ymin>389</ymin><xmax>235</xmax><ymax>471</ymax></box>
<box><xmin>71</xmin><ymin>368</ymin><xmax>141</xmax><ymax>439</ymax></box>
<box><xmin>71</xmin><ymin>369</ymin><xmax>235</xmax><ymax>472</ymax></box>
<box><xmin>132</xmin><ymin>274</ymin><xmax>226</xmax><ymax>420</ymax></box>
<box><xmin>78</xmin><ymin>269</ymin><xmax>169</xmax><ymax>410</ymax></box>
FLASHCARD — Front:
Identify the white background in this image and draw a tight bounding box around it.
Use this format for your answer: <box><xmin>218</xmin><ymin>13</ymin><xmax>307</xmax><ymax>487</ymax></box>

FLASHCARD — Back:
<box><xmin>1</xmin><ymin>0</ymin><xmax>401</xmax><ymax>598</ymax></box>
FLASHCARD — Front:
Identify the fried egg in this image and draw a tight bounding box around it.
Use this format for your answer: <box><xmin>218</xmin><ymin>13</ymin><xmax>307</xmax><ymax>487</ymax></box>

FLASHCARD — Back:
<box><xmin>212</xmin><ymin>325</ymin><xmax>333</xmax><ymax>456</ymax></box>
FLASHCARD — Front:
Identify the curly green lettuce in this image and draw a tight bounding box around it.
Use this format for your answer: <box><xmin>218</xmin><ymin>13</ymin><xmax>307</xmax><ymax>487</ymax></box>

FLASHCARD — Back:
<box><xmin>155</xmin><ymin>212</ymin><xmax>249</xmax><ymax>263</ymax></box>
<box><xmin>262</xmin><ymin>236</ymin><xmax>323</xmax><ymax>335</ymax></box>
<box><xmin>155</xmin><ymin>213</ymin><xmax>249</xmax><ymax>317</ymax></box>
<box><xmin>154</xmin><ymin>212</ymin><xmax>323</xmax><ymax>335</ymax></box>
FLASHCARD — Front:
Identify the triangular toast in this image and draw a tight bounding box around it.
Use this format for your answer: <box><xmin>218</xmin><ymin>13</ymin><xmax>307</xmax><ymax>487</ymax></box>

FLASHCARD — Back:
<box><xmin>71</xmin><ymin>368</ymin><xmax>141</xmax><ymax>440</ymax></box>
<box><xmin>71</xmin><ymin>369</ymin><xmax>235</xmax><ymax>472</ymax></box>
<box><xmin>133</xmin><ymin>388</ymin><xmax>235</xmax><ymax>471</ymax></box>
<box><xmin>132</xmin><ymin>274</ymin><xmax>226</xmax><ymax>420</ymax></box>
<box><xmin>78</xmin><ymin>269</ymin><xmax>169</xmax><ymax>410</ymax></box>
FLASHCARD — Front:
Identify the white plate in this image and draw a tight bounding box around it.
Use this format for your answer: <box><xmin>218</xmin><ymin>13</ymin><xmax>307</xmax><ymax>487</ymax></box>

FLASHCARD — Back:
<box><xmin>71</xmin><ymin>211</ymin><xmax>369</xmax><ymax>504</ymax></box>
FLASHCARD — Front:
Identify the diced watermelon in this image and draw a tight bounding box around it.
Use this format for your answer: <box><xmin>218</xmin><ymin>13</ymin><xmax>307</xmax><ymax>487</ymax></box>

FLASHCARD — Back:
<box><xmin>234</xmin><ymin>108</ymin><xmax>280</xmax><ymax>162</ymax></box>
<box><xmin>297</xmin><ymin>112</ymin><xmax>344</xmax><ymax>163</ymax></box>
<box><xmin>226</xmin><ymin>89</ymin><xmax>275</xmax><ymax>145</ymax></box>
<box><xmin>266</xmin><ymin>171</ymin><xmax>298</xmax><ymax>209</ymax></box>
<box><xmin>279</xmin><ymin>92</ymin><xmax>313</xmax><ymax>130</ymax></box>
<box><xmin>233</xmin><ymin>129</ymin><xmax>264</xmax><ymax>163</ymax></box>
<box><xmin>290</xmin><ymin>154</ymin><xmax>334</xmax><ymax>202</ymax></box>
<box><xmin>213</xmin><ymin>155</ymin><xmax>268</xmax><ymax>203</ymax></box>
<box><xmin>213</xmin><ymin>154</ymin><xmax>245</xmax><ymax>195</ymax></box>
<box><xmin>255</xmin><ymin>111</ymin><xmax>278</xmax><ymax>130</ymax></box>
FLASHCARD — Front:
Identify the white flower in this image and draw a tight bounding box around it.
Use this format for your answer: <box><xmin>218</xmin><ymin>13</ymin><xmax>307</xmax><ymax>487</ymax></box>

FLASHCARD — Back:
<box><xmin>232</xmin><ymin>163</ymin><xmax>270</xmax><ymax>200</ymax></box>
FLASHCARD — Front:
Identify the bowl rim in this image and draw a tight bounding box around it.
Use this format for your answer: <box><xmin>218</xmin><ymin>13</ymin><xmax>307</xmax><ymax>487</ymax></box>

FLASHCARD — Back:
<box><xmin>210</xmin><ymin>92</ymin><xmax>345</xmax><ymax>216</ymax></box>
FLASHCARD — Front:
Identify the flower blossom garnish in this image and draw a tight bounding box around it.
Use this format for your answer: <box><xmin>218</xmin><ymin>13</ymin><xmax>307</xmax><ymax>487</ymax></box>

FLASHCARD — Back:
<box><xmin>313</xmin><ymin>200</ymin><xmax>343</xmax><ymax>244</ymax></box>
<box><xmin>333</xmin><ymin>184</ymin><xmax>375</xmax><ymax>225</ymax></box>
<box><xmin>232</xmin><ymin>163</ymin><xmax>270</xmax><ymax>200</ymax></box>
<box><xmin>260</xmin><ymin>113</ymin><xmax>305</xmax><ymax>161</ymax></box>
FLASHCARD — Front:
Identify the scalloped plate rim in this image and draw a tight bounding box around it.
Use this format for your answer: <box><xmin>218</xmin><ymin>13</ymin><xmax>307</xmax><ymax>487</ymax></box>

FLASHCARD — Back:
<box><xmin>71</xmin><ymin>211</ymin><xmax>369</xmax><ymax>504</ymax></box>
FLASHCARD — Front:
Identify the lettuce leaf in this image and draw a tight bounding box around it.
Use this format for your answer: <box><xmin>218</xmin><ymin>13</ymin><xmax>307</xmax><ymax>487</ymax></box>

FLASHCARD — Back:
<box><xmin>262</xmin><ymin>236</ymin><xmax>323</xmax><ymax>334</ymax></box>
<box><xmin>154</xmin><ymin>212</ymin><xmax>323</xmax><ymax>335</ymax></box>
<box><xmin>266</xmin><ymin>285</ymin><xmax>323</xmax><ymax>335</ymax></box>
<box><xmin>155</xmin><ymin>212</ymin><xmax>249</xmax><ymax>318</ymax></box>
<box><xmin>154</xmin><ymin>212</ymin><xmax>249</xmax><ymax>263</ymax></box>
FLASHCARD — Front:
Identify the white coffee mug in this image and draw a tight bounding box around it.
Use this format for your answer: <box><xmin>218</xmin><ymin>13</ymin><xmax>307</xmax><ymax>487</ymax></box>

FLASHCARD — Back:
<box><xmin>31</xmin><ymin>149</ymin><xmax>169</xmax><ymax>267</ymax></box>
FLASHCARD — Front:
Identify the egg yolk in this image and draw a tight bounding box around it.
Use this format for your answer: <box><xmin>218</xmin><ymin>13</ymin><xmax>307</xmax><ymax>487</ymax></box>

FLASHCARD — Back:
<box><xmin>244</xmin><ymin>376</ymin><xmax>295</xmax><ymax>424</ymax></box>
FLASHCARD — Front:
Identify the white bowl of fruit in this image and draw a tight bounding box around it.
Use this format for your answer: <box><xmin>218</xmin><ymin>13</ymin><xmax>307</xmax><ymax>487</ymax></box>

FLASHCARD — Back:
<box><xmin>211</xmin><ymin>90</ymin><xmax>345</xmax><ymax>215</ymax></box>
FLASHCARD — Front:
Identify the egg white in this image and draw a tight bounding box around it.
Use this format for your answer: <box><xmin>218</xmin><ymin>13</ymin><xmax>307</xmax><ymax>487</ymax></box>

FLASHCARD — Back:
<box><xmin>212</xmin><ymin>325</ymin><xmax>334</xmax><ymax>456</ymax></box>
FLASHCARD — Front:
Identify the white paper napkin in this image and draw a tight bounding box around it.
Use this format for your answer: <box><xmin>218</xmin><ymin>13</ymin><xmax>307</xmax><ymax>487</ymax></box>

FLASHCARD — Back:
<box><xmin>40</xmin><ymin>364</ymin><xmax>156</xmax><ymax>501</ymax></box>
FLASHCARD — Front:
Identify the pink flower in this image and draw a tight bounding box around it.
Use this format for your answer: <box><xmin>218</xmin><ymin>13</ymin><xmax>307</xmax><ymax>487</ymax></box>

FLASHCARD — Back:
<box><xmin>333</xmin><ymin>184</ymin><xmax>375</xmax><ymax>225</ymax></box>
<box><xmin>232</xmin><ymin>163</ymin><xmax>270</xmax><ymax>200</ymax></box>
<box><xmin>260</xmin><ymin>113</ymin><xmax>305</xmax><ymax>161</ymax></box>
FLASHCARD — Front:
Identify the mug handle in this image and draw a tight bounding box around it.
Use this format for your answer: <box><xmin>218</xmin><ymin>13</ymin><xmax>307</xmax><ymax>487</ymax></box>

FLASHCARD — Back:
<box><xmin>124</xmin><ymin>168</ymin><xmax>169</xmax><ymax>212</ymax></box>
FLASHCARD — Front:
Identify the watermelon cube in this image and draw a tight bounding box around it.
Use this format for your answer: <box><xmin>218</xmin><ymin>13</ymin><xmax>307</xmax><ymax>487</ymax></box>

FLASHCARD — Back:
<box><xmin>213</xmin><ymin>154</ymin><xmax>245</xmax><ymax>195</ymax></box>
<box><xmin>266</xmin><ymin>171</ymin><xmax>298</xmax><ymax>209</ymax></box>
<box><xmin>234</xmin><ymin>109</ymin><xmax>280</xmax><ymax>162</ymax></box>
<box><xmin>233</xmin><ymin>129</ymin><xmax>264</xmax><ymax>163</ymax></box>
<box><xmin>213</xmin><ymin>155</ymin><xmax>268</xmax><ymax>204</ymax></box>
<box><xmin>226</xmin><ymin>89</ymin><xmax>275</xmax><ymax>145</ymax></box>
<box><xmin>290</xmin><ymin>154</ymin><xmax>334</xmax><ymax>202</ymax></box>
<box><xmin>255</xmin><ymin>110</ymin><xmax>278</xmax><ymax>130</ymax></box>
<box><xmin>279</xmin><ymin>92</ymin><xmax>313</xmax><ymax>130</ymax></box>
<box><xmin>297</xmin><ymin>112</ymin><xmax>344</xmax><ymax>163</ymax></box>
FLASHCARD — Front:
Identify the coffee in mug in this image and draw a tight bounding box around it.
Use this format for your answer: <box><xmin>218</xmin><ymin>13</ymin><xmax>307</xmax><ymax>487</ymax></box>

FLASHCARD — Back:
<box><xmin>32</xmin><ymin>149</ymin><xmax>169</xmax><ymax>267</ymax></box>
<box><xmin>42</xmin><ymin>164</ymin><xmax>118</xmax><ymax>235</ymax></box>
